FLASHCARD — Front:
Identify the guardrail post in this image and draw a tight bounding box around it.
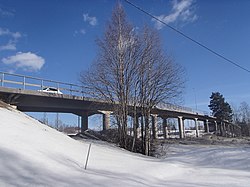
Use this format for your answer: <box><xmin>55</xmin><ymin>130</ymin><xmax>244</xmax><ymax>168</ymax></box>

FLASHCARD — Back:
<box><xmin>1</xmin><ymin>73</ymin><xmax>4</xmax><ymax>87</ymax></box>
<box><xmin>23</xmin><ymin>76</ymin><xmax>26</xmax><ymax>90</ymax></box>
<box><xmin>41</xmin><ymin>80</ymin><xmax>44</xmax><ymax>89</ymax></box>
<box><xmin>0</xmin><ymin>78</ymin><xmax>1</xmax><ymax>87</ymax></box>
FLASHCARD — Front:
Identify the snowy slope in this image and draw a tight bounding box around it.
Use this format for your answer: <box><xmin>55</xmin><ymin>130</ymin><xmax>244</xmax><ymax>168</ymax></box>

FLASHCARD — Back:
<box><xmin>0</xmin><ymin>105</ymin><xmax>250</xmax><ymax>187</ymax></box>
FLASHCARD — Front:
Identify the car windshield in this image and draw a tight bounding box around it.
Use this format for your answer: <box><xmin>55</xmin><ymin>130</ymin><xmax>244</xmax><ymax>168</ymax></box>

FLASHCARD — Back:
<box><xmin>49</xmin><ymin>88</ymin><xmax>57</xmax><ymax>91</ymax></box>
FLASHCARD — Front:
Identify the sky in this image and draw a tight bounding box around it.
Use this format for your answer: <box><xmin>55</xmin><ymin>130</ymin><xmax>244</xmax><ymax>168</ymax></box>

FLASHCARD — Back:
<box><xmin>1</xmin><ymin>0</ymin><xmax>250</xmax><ymax>125</ymax></box>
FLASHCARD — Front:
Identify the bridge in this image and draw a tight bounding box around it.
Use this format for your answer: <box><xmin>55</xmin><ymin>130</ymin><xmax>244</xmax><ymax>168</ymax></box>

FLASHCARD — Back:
<box><xmin>0</xmin><ymin>71</ymin><xmax>239</xmax><ymax>138</ymax></box>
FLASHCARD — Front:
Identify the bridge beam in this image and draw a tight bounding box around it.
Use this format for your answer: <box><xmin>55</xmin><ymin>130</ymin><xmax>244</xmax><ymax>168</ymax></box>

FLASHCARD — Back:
<box><xmin>81</xmin><ymin>111</ymin><xmax>88</xmax><ymax>132</ymax></box>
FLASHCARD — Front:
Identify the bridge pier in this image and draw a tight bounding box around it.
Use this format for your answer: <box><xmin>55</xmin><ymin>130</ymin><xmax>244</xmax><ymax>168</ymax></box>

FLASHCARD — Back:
<box><xmin>134</xmin><ymin>115</ymin><xmax>140</xmax><ymax>139</ymax></box>
<box><xmin>178</xmin><ymin>116</ymin><xmax>184</xmax><ymax>139</ymax></box>
<box><xmin>214</xmin><ymin>121</ymin><xmax>218</xmax><ymax>133</ymax></box>
<box><xmin>194</xmin><ymin>118</ymin><xmax>199</xmax><ymax>137</ymax></box>
<box><xmin>151</xmin><ymin>114</ymin><xmax>158</xmax><ymax>139</ymax></box>
<box><xmin>81</xmin><ymin>112</ymin><xmax>88</xmax><ymax>132</ymax></box>
<box><xmin>205</xmin><ymin>119</ymin><xmax>209</xmax><ymax>133</ymax></box>
<box><xmin>102</xmin><ymin>111</ymin><xmax>111</xmax><ymax>131</ymax></box>
<box><xmin>219</xmin><ymin>122</ymin><xmax>223</xmax><ymax>136</ymax></box>
<box><xmin>137</xmin><ymin>116</ymin><xmax>141</xmax><ymax>138</ymax></box>
<box><xmin>162</xmin><ymin>118</ymin><xmax>168</xmax><ymax>139</ymax></box>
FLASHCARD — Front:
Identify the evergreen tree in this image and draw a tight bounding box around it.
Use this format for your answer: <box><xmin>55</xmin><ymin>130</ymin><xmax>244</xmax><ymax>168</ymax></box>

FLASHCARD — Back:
<box><xmin>208</xmin><ymin>92</ymin><xmax>233</xmax><ymax>122</ymax></box>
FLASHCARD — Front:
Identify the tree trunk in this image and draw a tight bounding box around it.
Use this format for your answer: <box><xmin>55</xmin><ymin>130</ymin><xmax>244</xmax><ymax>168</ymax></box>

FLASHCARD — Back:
<box><xmin>144</xmin><ymin>110</ymin><xmax>150</xmax><ymax>156</ymax></box>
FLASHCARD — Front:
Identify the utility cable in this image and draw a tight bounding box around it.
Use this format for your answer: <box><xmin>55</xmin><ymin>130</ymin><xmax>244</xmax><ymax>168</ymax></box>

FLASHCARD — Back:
<box><xmin>124</xmin><ymin>0</ymin><xmax>250</xmax><ymax>74</ymax></box>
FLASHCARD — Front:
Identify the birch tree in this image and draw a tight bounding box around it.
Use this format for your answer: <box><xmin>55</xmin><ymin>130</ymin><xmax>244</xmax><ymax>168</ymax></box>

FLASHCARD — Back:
<box><xmin>80</xmin><ymin>4</ymin><xmax>140</xmax><ymax>149</ymax></box>
<box><xmin>80</xmin><ymin>4</ymin><xmax>185</xmax><ymax>154</ymax></box>
<box><xmin>137</xmin><ymin>27</ymin><xmax>184</xmax><ymax>155</ymax></box>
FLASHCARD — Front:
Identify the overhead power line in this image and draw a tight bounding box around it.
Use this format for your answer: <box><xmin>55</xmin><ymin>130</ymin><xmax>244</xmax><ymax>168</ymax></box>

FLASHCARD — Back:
<box><xmin>124</xmin><ymin>0</ymin><xmax>250</xmax><ymax>74</ymax></box>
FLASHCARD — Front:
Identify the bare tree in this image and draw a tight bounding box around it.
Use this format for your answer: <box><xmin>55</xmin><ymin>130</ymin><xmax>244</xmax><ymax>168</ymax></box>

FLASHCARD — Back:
<box><xmin>232</xmin><ymin>102</ymin><xmax>250</xmax><ymax>124</ymax></box>
<box><xmin>233</xmin><ymin>102</ymin><xmax>250</xmax><ymax>136</ymax></box>
<box><xmin>80</xmin><ymin>5</ymin><xmax>185</xmax><ymax>154</ymax></box>
<box><xmin>41</xmin><ymin>112</ymin><xmax>48</xmax><ymax>125</ymax></box>
<box><xmin>80</xmin><ymin>4</ymin><xmax>140</xmax><ymax>149</ymax></box>
<box><xmin>231</xmin><ymin>104</ymin><xmax>240</xmax><ymax>124</ymax></box>
<box><xmin>137</xmin><ymin>26</ymin><xmax>184</xmax><ymax>155</ymax></box>
<box><xmin>239</xmin><ymin>102</ymin><xmax>250</xmax><ymax>124</ymax></box>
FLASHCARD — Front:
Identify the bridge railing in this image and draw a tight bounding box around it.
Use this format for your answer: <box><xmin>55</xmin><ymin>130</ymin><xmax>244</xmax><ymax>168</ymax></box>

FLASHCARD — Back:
<box><xmin>0</xmin><ymin>71</ymin><xmax>212</xmax><ymax>117</ymax></box>
<box><xmin>0</xmin><ymin>71</ymin><xmax>85</xmax><ymax>96</ymax></box>
<box><xmin>156</xmin><ymin>103</ymin><xmax>210</xmax><ymax>116</ymax></box>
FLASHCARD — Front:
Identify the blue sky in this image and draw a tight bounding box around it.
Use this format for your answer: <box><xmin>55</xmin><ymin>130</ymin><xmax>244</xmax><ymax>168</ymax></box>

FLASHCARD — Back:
<box><xmin>1</xmin><ymin>0</ymin><xmax>250</xmax><ymax>126</ymax></box>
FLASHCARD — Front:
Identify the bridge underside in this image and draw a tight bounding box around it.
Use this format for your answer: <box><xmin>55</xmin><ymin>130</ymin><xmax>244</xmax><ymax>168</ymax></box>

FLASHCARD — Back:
<box><xmin>0</xmin><ymin>87</ymin><xmax>240</xmax><ymax>138</ymax></box>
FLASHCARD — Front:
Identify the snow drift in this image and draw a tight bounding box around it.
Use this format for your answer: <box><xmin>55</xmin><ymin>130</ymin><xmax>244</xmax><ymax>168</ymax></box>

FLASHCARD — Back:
<box><xmin>0</xmin><ymin>103</ymin><xmax>250</xmax><ymax>187</ymax></box>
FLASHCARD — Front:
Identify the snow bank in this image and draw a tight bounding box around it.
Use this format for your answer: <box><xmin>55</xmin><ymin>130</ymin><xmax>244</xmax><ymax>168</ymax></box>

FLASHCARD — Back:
<box><xmin>0</xmin><ymin>106</ymin><xmax>250</xmax><ymax>187</ymax></box>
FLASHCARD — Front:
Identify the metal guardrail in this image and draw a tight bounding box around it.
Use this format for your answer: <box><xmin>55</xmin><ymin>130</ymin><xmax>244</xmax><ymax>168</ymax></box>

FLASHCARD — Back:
<box><xmin>0</xmin><ymin>71</ymin><xmax>211</xmax><ymax>116</ymax></box>
<box><xmin>0</xmin><ymin>71</ymin><xmax>85</xmax><ymax>96</ymax></box>
<box><xmin>156</xmin><ymin>103</ymin><xmax>210</xmax><ymax>116</ymax></box>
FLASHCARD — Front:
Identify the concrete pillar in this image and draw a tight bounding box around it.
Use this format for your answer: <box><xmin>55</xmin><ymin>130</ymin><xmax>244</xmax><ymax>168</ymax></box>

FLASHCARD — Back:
<box><xmin>214</xmin><ymin>121</ymin><xmax>218</xmax><ymax>133</ymax></box>
<box><xmin>152</xmin><ymin>114</ymin><xmax>158</xmax><ymax>139</ymax></box>
<box><xmin>102</xmin><ymin>112</ymin><xmax>111</xmax><ymax>130</ymax></box>
<box><xmin>78</xmin><ymin>116</ymin><xmax>81</xmax><ymax>133</ymax></box>
<box><xmin>223</xmin><ymin>122</ymin><xmax>226</xmax><ymax>136</ymax></box>
<box><xmin>178</xmin><ymin>116</ymin><xmax>184</xmax><ymax>139</ymax></box>
<box><xmin>229</xmin><ymin>124</ymin><xmax>233</xmax><ymax>137</ymax></box>
<box><xmin>140</xmin><ymin>116</ymin><xmax>144</xmax><ymax>142</ymax></box>
<box><xmin>81</xmin><ymin>112</ymin><xmax>88</xmax><ymax>132</ymax></box>
<box><xmin>205</xmin><ymin>119</ymin><xmax>209</xmax><ymax>133</ymax></box>
<box><xmin>232</xmin><ymin>125</ymin><xmax>235</xmax><ymax>137</ymax></box>
<box><xmin>132</xmin><ymin>114</ymin><xmax>140</xmax><ymax>138</ymax></box>
<box><xmin>220</xmin><ymin>121</ymin><xmax>224</xmax><ymax>136</ymax></box>
<box><xmin>224</xmin><ymin>123</ymin><xmax>227</xmax><ymax>137</ymax></box>
<box><xmin>183</xmin><ymin>118</ymin><xmax>186</xmax><ymax>138</ymax></box>
<box><xmin>162</xmin><ymin>118</ymin><xmax>168</xmax><ymax>139</ymax></box>
<box><xmin>136</xmin><ymin>115</ymin><xmax>140</xmax><ymax>138</ymax></box>
<box><xmin>194</xmin><ymin>118</ymin><xmax>199</xmax><ymax>137</ymax></box>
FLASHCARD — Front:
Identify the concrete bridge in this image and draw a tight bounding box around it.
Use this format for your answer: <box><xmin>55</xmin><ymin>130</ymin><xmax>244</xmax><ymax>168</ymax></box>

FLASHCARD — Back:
<box><xmin>0</xmin><ymin>71</ymin><xmax>237</xmax><ymax>138</ymax></box>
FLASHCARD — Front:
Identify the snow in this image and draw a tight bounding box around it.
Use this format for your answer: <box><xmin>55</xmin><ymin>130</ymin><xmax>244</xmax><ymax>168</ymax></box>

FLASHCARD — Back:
<box><xmin>0</xmin><ymin>105</ymin><xmax>250</xmax><ymax>187</ymax></box>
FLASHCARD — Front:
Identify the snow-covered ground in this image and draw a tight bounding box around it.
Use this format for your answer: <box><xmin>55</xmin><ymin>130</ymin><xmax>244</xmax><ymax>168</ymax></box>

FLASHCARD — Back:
<box><xmin>0</xmin><ymin>104</ymin><xmax>250</xmax><ymax>187</ymax></box>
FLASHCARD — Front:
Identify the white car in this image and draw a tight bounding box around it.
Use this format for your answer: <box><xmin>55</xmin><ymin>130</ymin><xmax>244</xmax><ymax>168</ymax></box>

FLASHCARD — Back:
<box><xmin>38</xmin><ymin>87</ymin><xmax>63</xmax><ymax>94</ymax></box>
